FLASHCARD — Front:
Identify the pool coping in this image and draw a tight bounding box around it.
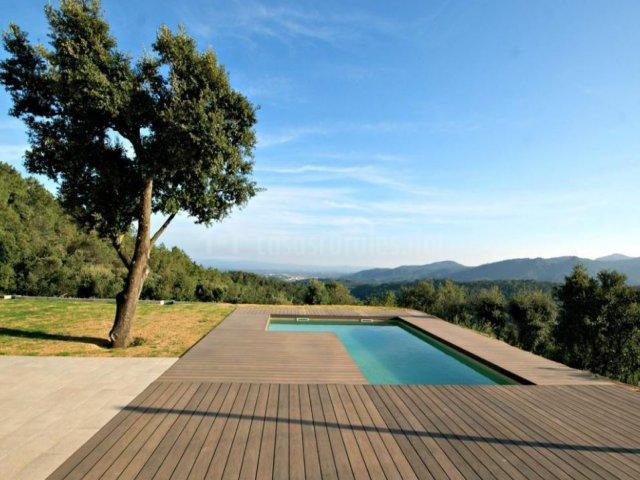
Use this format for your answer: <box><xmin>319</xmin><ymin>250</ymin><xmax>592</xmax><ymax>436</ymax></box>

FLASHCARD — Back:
<box><xmin>160</xmin><ymin>305</ymin><xmax>617</xmax><ymax>385</ymax></box>
<box><xmin>397</xmin><ymin>318</ymin><xmax>533</xmax><ymax>384</ymax></box>
<box><xmin>268</xmin><ymin>315</ymin><xmax>522</xmax><ymax>385</ymax></box>
<box><xmin>199</xmin><ymin>305</ymin><xmax>611</xmax><ymax>386</ymax></box>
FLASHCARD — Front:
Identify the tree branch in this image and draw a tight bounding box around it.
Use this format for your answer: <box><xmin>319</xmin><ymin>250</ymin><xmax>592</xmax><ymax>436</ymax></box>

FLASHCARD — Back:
<box><xmin>150</xmin><ymin>212</ymin><xmax>176</xmax><ymax>245</ymax></box>
<box><xmin>111</xmin><ymin>234</ymin><xmax>132</xmax><ymax>269</ymax></box>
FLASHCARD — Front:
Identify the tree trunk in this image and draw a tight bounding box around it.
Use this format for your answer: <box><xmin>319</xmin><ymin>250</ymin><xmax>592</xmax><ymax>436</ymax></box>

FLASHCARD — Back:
<box><xmin>109</xmin><ymin>179</ymin><xmax>154</xmax><ymax>348</ymax></box>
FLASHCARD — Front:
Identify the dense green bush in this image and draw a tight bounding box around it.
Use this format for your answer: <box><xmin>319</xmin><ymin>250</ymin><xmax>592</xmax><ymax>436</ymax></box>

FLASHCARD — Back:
<box><xmin>364</xmin><ymin>290</ymin><xmax>397</xmax><ymax>306</ymax></box>
<box><xmin>303</xmin><ymin>279</ymin><xmax>328</xmax><ymax>305</ymax></box>
<box><xmin>471</xmin><ymin>286</ymin><xmax>509</xmax><ymax>333</ymax></box>
<box><xmin>324</xmin><ymin>281</ymin><xmax>357</xmax><ymax>305</ymax></box>
<box><xmin>554</xmin><ymin>266</ymin><xmax>640</xmax><ymax>384</ymax></box>
<box><xmin>508</xmin><ymin>289</ymin><xmax>557</xmax><ymax>354</ymax></box>
<box><xmin>195</xmin><ymin>281</ymin><xmax>226</xmax><ymax>302</ymax></box>
<box><xmin>398</xmin><ymin>280</ymin><xmax>438</xmax><ymax>313</ymax></box>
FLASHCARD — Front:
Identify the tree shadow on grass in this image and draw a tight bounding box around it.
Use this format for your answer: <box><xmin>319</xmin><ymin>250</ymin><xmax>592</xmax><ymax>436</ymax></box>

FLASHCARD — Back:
<box><xmin>0</xmin><ymin>327</ymin><xmax>110</xmax><ymax>348</ymax></box>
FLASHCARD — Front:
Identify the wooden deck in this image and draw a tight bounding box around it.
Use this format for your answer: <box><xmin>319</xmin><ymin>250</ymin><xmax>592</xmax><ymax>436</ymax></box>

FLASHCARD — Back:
<box><xmin>47</xmin><ymin>306</ymin><xmax>639</xmax><ymax>479</ymax></box>
<box><xmin>158</xmin><ymin>329</ymin><xmax>367</xmax><ymax>384</ymax></box>
<box><xmin>48</xmin><ymin>382</ymin><xmax>640</xmax><ymax>480</ymax></box>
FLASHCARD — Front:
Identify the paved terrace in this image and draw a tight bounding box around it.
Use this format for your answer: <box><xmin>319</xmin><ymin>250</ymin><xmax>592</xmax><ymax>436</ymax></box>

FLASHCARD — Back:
<box><xmin>48</xmin><ymin>306</ymin><xmax>639</xmax><ymax>479</ymax></box>
<box><xmin>0</xmin><ymin>356</ymin><xmax>176</xmax><ymax>480</ymax></box>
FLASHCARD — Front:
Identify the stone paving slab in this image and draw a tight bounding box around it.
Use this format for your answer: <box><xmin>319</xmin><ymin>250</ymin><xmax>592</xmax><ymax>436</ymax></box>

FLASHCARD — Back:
<box><xmin>0</xmin><ymin>356</ymin><xmax>176</xmax><ymax>480</ymax></box>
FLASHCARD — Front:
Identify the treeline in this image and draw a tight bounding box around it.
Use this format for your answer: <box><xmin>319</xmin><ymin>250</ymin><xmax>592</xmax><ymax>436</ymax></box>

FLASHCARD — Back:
<box><xmin>391</xmin><ymin>268</ymin><xmax>640</xmax><ymax>385</ymax></box>
<box><xmin>0</xmin><ymin>162</ymin><xmax>357</xmax><ymax>305</ymax></box>
<box><xmin>351</xmin><ymin>278</ymin><xmax>556</xmax><ymax>303</ymax></box>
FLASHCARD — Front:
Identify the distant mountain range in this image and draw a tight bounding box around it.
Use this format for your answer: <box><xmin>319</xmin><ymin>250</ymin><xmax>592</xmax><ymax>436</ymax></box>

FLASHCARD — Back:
<box><xmin>340</xmin><ymin>254</ymin><xmax>640</xmax><ymax>284</ymax></box>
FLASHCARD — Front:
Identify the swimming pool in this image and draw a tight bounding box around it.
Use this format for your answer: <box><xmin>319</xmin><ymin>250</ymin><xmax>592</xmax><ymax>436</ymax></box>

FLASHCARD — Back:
<box><xmin>268</xmin><ymin>318</ymin><xmax>517</xmax><ymax>385</ymax></box>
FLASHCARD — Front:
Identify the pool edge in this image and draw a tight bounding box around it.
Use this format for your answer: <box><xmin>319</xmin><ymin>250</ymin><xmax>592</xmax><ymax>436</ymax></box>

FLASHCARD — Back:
<box><xmin>395</xmin><ymin>317</ymin><xmax>534</xmax><ymax>385</ymax></box>
<box><xmin>268</xmin><ymin>314</ymin><xmax>531</xmax><ymax>385</ymax></box>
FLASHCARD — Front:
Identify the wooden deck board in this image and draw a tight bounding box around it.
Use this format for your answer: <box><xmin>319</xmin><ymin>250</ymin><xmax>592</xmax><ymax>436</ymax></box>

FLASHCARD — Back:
<box><xmin>467</xmin><ymin>387</ymin><xmax>609</xmax><ymax>480</ymax></box>
<box><xmin>48</xmin><ymin>383</ymin><xmax>640</xmax><ymax>480</ymax></box>
<box><xmin>138</xmin><ymin>383</ymin><xmax>220</xmax><ymax>480</ymax></box>
<box><xmin>307</xmin><ymin>383</ymin><xmax>338</xmax><ymax>479</ymax></box>
<box><xmin>348</xmin><ymin>384</ymin><xmax>418</xmax><ymax>480</ymax></box>
<box><xmin>255</xmin><ymin>383</ymin><xmax>278</xmax><ymax>479</ymax></box>
<box><xmin>47</xmin><ymin>306</ymin><xmax>639</xmax><ymax>479</ymax></box>
<box><xmin>433</xmin><ymin>386</ymin><xmax>561</xmax><ymax>480</ymax></box>
<box><xmin>299</xmin><ymin>385</ymin><xmax>322</xmax><ymax>480</ymax></box>
<box><xmin>446</xmin><ymin>385</ymin><xmax>591</xmax><ymax>480</ymax></box>
<box><xmin>237</xmin><ymin>383</ymin><xmax>269</xmax><ymax>480</ymax></box>
<box><xmin>169</xmin><ymin>382</ymin><xmax>230</xmax><ymax>480</ymax></box>
<box><xmin>397</xmin><ymin>384</ymin><xmax>516</xmax><ymax>480</ymax></box>
<box><xmin>317</xmin><ymin>384</ymin><xmax>355</xmax><ymax>480</ymax></box>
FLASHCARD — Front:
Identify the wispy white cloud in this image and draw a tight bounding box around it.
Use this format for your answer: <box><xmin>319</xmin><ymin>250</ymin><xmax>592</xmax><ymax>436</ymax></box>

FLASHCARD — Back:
<box><xmin>258</xmin><ymin>164</ymin><xmax>415</xmax><ymax>189</ymax></box>
<box><xmin>257</xmin><ymin>126</ymin><xmax>329</xmax><ymax>147</ymax></box>
<box><xmin>257</xmin><ymin>162</ymin><xmax>453</xmax><ymax>200</ymax></box>
<box><xmin>231</xmin><ymin>73</ymin><xmax>307</xmax><ymax>106</ymax></box>
<box><xmin>311</xmin><ymin>151</ymin><xmax>412</xmax><ymax>163</ymax></box>
<box><xmin>160</xmin><ymin>177</ymin><xmax>619</xmax><ymax>267</ymax></box>
<box><xmin>232</xmin><ymin>177</ymin><xmax>610</xmax><ymax>232</ymax></box>
<box><xmin>256</xmin><ymin>118</ymin><xmax>482</xmax><ymax>148</ymax></box>
<box><xmin>179</xmin><ymin>0</ymin><xmax>404</xmax><ymax>47</ymax></box>
<box><xmin>256</xmin><ymin>121</ymin><xmax>407</xmax><ymax>147</ymax></box>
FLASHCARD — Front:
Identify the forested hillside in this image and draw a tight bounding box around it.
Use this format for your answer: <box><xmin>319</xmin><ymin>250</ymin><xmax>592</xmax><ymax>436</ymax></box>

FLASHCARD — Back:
<box><xmin>343</xmin><ymin>255</ymin><xmax>640</xmax><ymax>284</ymax></box>
<box><xmin>0</xmin><ymin>163</ymin><xmax>355</xmax><ymax>305</ymax></box>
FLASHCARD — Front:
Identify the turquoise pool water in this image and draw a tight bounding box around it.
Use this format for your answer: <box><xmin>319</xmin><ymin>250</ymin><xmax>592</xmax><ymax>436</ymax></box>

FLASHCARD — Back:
<box><xmin>268</xmin><ymin>319</ymin><xmax>516</xmax><ymax>385</ymax></box>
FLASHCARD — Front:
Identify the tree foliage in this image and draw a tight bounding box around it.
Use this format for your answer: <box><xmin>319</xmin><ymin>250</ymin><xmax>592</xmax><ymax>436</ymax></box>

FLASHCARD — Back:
<box><xmin>304</xmin><ymin>279</ymin><xmax>328</xmax><ymax>305</ymax></box>
<box><xmin>470</xmin><ymin>286</ymin><xmax>508</xmax><ymax>333</ymax></box>
<box><xmin>0</xmin><ymin>0</ymin><xmax>258</xmax><ymax>346</ymax></box>
<box><xmin>554</xmin><ymin>266</ymin><xmax>640</xmax><ymax>384</ymax></box>
<box><xmin>508</xmin><ymin>289</ymin><xmax>557</xmax><ymax>353</ymax></box>
<box><xmin>398</xmin><ymin>280</ymin><xmax>438</xmax><ymax>313</ymax></box>
<box><xmin>1</xmin><ymin>1</ymin><xmax>257</xmax><ymax>238</ymax></box>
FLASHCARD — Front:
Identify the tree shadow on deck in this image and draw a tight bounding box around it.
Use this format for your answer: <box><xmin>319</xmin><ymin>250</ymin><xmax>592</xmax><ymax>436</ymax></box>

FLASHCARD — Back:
<box><xmin>0</xmin><ymin>327</ymin><xmax>110</xmax><ymax>348</ymax></box>
<box><xmin>121</xmin><ymin>404</ymin><xmax>640</xmax><ymax>454</ymax></box>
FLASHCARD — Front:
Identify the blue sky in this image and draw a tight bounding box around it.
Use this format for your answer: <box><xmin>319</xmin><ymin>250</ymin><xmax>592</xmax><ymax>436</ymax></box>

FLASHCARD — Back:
<box><xmin>1</xmin><ymin>0</ymin><xmax>640</xmax><ymax>268</ymax></box>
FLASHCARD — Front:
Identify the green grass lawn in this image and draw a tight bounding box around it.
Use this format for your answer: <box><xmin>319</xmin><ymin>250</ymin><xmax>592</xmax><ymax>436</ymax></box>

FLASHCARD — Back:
<box><xmin>0</xmin><ymin>298</ymin><xmax>235</xmax><ymax>357</ymax></box>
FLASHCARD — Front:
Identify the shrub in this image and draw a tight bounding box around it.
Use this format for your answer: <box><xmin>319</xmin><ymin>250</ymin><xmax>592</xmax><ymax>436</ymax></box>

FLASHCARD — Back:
<box><xmin>508</xmin><ymin>290</ymin><xmax>556</xmax><ymax>354</ymax></box>
<box><xmin>471</xmin><ymin>286</ymin><xmax>508</xmax><ymax>333</ymax></box>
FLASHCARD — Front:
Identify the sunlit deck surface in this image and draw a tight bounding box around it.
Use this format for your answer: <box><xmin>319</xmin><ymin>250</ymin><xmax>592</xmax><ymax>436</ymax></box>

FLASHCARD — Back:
<box><xmin>48</xmin><ymin>306</ymin><xmax>640</xmax><ymax>479</ymax></box>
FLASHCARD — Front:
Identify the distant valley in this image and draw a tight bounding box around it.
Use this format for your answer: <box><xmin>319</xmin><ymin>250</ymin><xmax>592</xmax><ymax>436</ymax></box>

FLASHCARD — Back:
<box><xmin>339</xmin><ymin>254</ymin><xmax>640</xmax><ymax>284</ymax></box>
<box><xmin>197</xmin><ymin>259</ymin><xmax>363</xmax><ymax>280</ymax></box>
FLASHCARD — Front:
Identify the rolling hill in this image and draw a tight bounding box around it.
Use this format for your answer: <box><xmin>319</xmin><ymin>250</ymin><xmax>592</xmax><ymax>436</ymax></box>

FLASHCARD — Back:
<box><xmin>341</xmin><ymin>255</ymin><xmax>640</xmax><ymax>284</ymax></box>
<box><xmin>342</xmin><ymin>261</ymin><xmax>468</xmax><ymax>283</ymax></box>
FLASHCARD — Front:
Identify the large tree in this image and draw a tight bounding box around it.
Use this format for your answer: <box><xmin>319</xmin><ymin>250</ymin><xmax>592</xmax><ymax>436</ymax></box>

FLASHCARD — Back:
<box><xmin>0</xmin><ymin>0</ymin><xmax>258</xmax><ymax>347</ymax></box>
